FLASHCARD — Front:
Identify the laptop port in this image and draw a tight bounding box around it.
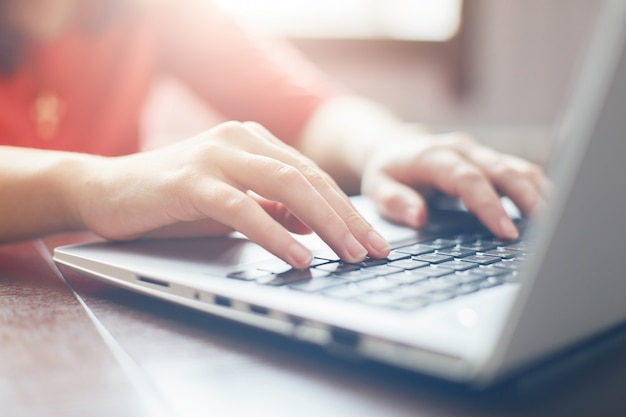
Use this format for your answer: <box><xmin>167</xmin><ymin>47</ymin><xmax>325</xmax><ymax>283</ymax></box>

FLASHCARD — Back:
<box><xmin>137</xmin><ymin>276</ymin><xmax>170</xmax><ymax>288</ymax></box>
<box><xmin>214</xmin><ymin>295</ymin><xmax>232</xmax><ymax>307</ymax></box>
<box><xmin>330</xmin><ymin>327</ymin><xmax>359</xmax><ymax>348</ymax></box>
<box><xmin>249</xmin><ymin>304</ymin><xmax>269</xmax><ymax>315</ymax></box>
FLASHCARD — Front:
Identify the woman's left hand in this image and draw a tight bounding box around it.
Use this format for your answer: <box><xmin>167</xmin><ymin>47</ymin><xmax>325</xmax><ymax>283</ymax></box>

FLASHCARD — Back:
<box><xmin>361</xmin><ymin>131</ymin><xmax>551</xmax><ymax>240</ymax></box>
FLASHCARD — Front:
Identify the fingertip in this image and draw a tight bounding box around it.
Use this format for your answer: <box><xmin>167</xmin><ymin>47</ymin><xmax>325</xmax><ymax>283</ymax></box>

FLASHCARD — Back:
<box><xmin>401</xmin><ymin>203</ymin><xmax>428</xmax><ymax>228</ymax></box>
<box><xmin>344</xmin><ymin>233</ymin><xmax>368</xmax><ymax>262</ymax></box>
<box><xmin>499</xmin><ymin>216</ymin><xmax>519</xmax><ymax>240</ymax></box>
<box><xmin>378</xmin><ymin>193</ymin><xmax>428</xmax><ymax>228</ymax></box>
<box><xmin>287</xmin><ymin>243</ymin><xmax>313</xmax><ymax>269</ymax></box>
<box><xmin>367</xmin><ymin>230</ymin><xmax>391</xmax><ymax>258</ymax></box>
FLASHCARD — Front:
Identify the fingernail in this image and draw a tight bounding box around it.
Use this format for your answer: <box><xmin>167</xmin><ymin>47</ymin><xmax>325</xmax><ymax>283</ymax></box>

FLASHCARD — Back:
<box><xmin>499</xmin><ymin>217</ymin><xmax>519</xmax><ymax>240</ymax></box>
<box><xmin>344</xmin><ymin>234</ymin><xmax>367</xmax><ymax>261</ymax></box>
<box><xmin>288</xmin><ymin>243</ymin><xmax>312</xmax><ymax>268</ymax></box>
<box><xmin>368</xmin><ymin>230</ymin><xmax>391</xmax><ymax>253</ymax></box>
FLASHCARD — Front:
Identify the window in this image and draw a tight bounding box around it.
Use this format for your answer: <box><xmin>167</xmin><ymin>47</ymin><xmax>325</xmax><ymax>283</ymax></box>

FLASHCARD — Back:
<box><xmin>213</xmin><ymin>0</ymin><xmax>463</xmax><ymax>42</ymax></box>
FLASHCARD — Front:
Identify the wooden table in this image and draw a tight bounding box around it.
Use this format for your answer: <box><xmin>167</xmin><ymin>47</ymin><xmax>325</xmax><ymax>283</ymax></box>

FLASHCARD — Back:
<box><xmin>2</xmin><ymin>236</ymin><xmax>626</xmax><ymax>417</ymax></box>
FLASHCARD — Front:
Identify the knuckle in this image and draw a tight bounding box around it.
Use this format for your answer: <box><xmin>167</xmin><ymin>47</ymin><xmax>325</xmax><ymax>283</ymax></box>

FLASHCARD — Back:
<box><xmin>451</xmin><ymin>164</ymin><xmax>483</xmax><ymax>185</ymax></box>
<box><xmin>242</xmin><ymin>120</ymin><xmax>264</xmax><ymax>131</ymax></box>
<box><xmin>242</xmin><ymin>120</ymin><xmax>261</xmax><ymax>127</ymax></box>
<box><xmin>212</xmin><ymin>121</ymin><xmax>247</xmax><ymax>139</ymax></box>
<box><xmin>525</xmin><ymin>163</ymin><xmax>545</xmax><ymax>180</ymax></box>
<box><xmin>301</xmin><ymin>166</ymin><xmax>328</xmax><ymax>187</ymax></box>
<box><xmin>491</xmin><ymin>161</ymin><xmax>518</xmax><ymax>179</ymax></box>
<box><xmin>446</xmin><ymin>132</ymin><xmax>476</xmax><ymax>149</ymax></box>
<box><xmin>274</xmin><ymin>163</ymin><xmax>304</xmax><ymax>185</ymax></box>
<box><xmin>222</xmin><ymin>193</ymin><xmax>252</xmax><ymax>216</ymax></box>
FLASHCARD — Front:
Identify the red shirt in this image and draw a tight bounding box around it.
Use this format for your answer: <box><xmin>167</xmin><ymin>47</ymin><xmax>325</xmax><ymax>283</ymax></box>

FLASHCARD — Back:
<box><xmin>0</xmin><ymin>1</ymin><xmax>340</xmax><ymax>156</ymax></box>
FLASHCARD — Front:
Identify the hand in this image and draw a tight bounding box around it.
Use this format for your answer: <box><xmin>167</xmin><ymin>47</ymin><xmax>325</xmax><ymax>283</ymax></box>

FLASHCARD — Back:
<box><xmin>361</xmin><ymin>131</ymin><xmax>550</xmax><ymax>240</ymax></box>
<box><xmin>75</xmin><ymin>121</ymin><xmax>390</xmax><ymax>269</ymax></box>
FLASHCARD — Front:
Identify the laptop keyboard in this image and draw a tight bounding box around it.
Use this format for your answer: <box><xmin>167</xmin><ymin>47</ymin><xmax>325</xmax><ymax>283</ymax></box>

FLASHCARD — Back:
<box><xmin>226</xmin><ymin>230</ymin><xmax>529</xmax><ymax>311</ymax></box>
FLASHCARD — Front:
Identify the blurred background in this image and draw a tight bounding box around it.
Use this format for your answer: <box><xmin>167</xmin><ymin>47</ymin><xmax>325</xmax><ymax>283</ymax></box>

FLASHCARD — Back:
<box><xmin>142</xmin><ymin>0</ymin><xmax>601</xmax><ymax>166</ymax></box>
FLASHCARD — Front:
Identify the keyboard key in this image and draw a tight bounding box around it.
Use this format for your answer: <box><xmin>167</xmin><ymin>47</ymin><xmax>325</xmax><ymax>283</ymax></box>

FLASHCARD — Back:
<box><xmin>436</xmin><ymin>247</ymin><xmax>476</xmax><ymax>258</ymax></box>
<box><xmin>460</xmin><ymin>254</ymin><xmax>502</xmax><ymax>265</ymax></box>
<box><xmin>419</xmin><ymin>238</ymin><xmax>459</xmax><ymax>249</ymax></box>
<box><xmin>418</xmin><ymin>277</ymin><xmax>460</xmax><ymax>292</ymax></box>
<box><xmin>324</xmin><ymin>283</ymin><xmax>372</xmax><ymax>299</ymax></box>
<box><xmin>258</xmin><ymin>268</ymin><xmax>328</xmax><ymax>286</ymax></box>
<box><xmin>494</xmin><ymin>259</ymin><xmax>525</xmax><ymax>270</ymax></box>
<box><xmin>460</xmin><ymin>241</ymin><xmax>499</xmax><ymax>251</ymax></box>
<box><xmin>404</xmin><ymin>266</ymin><xmax>453</xmax><ymax>278</ymax></box>
<box><xmin>453</xmin><ymin>233</ymin><xmax>489</xmax><ymax>244</ymax></box>
<box><xmin>356</xmin><ymin>277</ymin><xmax>401</xmax><ymax>292</ymax></box>
<box><xmin>386</xmin><ymin>250</ymin><xmax>412</xmax><ymax>261</ymax></box>
<box><xmin>227</xmin><ymin>269</ymin><xmax>274</xmax><ymax>281</ymax></box>
<box><xmin>427</xmin><ymin>290</ymin><xmax>458</xmax><ymax>303</ymax></box>
<box><xmin>361</xmin><ymin>265</ymin><xmax>405</xmax><ymax>276</ymax></box>
<box><xmin>454</xmin><ymin>271</ymin><xmax>492</xmax><ymax>284</ymax></box>
<box><xmin>385</xmin><ymin>271</ymin><xmax>431</xmax><ymax>284</ymax></box>
<box><xmin>310</xmin><ymin>257</ymin><xmax>334</xmax><ymax>267</ymax></box>
<box><xmin>315</xmin><ymin>262</ymin><xmax>359</xmax><ymax>274</ymax></box>
<box><xmin>347</xmin><ymin>257</ymin><xmax>389</xmax><ymax>268</ymax></box>
<box><xmin>483</xmin><ymin>248</ymin><xmax>520</xmax><ymax>259</ymax></box>
<box><xmin>390</xmin><ymin>284</ymin><xmax>434</xmax><ymax>298</ymax></box>
<box><xmin>395</xmin><ymin>244</ymin><xmax>436</xmax><ymax>256</ymax></box>
<box><xmin>478</xmin><ymin>276</ymin><xmax>506</xmax><ymax>289</ymax></box>
<box><xmin>437</xmin><ymin>260</ymin><xmax>479</xmax><ymax>272</ymax></box>
<box><xmin>412</xmin><ymin>253</ymin><xmax>454</xmax><ymax>264</ymax></box>
<box><xmin>450</xmin><ymin>283</ymin><xmax>481</xmax><ymax>297</ymax></box>
<box><xmin>503</xmin><ymin>241</ymin><xmax>528</xmax><ymax>252</ymax></box>
<box><xmin>289</xmin><ymin>277</ymin><xmax>345</xmax><ymax>293</ymax></box>
<box><xmin>387</xmin><ymin>258</ymin><xmax>430</xmax><ymax>270</ymax></box>
<box><xmin>471</xmin><ymin>265</ymin><xmax>511</xmax><ymax>276</ymax></box>
<box><xmin>333</xmin><ymin>269</ymin><xmax>379</xmax><ymax>282</ymax></box>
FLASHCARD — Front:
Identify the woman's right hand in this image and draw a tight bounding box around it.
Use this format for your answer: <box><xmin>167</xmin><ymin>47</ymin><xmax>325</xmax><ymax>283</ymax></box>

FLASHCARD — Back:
<box><xmin>75</xmin><ymin>121</ymin><xmax>390</xmax><ymax>269</ymax></box>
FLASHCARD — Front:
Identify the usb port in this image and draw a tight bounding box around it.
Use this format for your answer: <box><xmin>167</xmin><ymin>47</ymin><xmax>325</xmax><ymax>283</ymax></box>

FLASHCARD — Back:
<box><xmin>137</xmin><ymin>276</ymin><xmax>170</xmax><ymax>288</ymax></box>
<box><xmin>330</xmin><ymin>327</ymin><xmax>359</xmax><ymax>348</ymax></box>
<box><xmin>249</xmin><ymin>304</ymin><xmax>269</xmax><ymax>315</ymax></box>
<box><xmin>214</xmin><ymin>295</ymin><xmax>232</xmax><ymax>307</ymax></box>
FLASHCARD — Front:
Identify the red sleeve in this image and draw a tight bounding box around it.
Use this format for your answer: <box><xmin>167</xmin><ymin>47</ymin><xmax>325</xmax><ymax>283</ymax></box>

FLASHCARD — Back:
<box><xmin>155</xmin><ymin>0</ymin><xmax>345</xmax><ymax>145</ymax></box>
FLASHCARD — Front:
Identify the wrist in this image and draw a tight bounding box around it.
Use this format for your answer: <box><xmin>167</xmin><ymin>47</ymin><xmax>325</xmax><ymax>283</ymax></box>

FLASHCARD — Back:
<box><xmin>47</xmin><ymin>151</ymin><xmax>107</xmax><ymax>234</ymax></box>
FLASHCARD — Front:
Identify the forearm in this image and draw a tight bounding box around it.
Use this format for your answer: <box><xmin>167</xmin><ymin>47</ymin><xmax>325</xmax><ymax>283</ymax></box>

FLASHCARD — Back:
<box><xmin>0</xmin><ymin>146</ymin><xmax>95</xmax><ymax>242</ymax></box>
<box><xmin>297</xmin><ymin>95</ymin><xmax>426</xmax><ymax>194</ymax></box>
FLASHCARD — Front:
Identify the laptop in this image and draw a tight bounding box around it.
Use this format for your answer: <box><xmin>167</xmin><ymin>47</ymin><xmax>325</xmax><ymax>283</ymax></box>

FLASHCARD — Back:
<box><xmin>53</xmin><ymin>0</ymin><xmax>626</xmax><ymax>388</ymax></box>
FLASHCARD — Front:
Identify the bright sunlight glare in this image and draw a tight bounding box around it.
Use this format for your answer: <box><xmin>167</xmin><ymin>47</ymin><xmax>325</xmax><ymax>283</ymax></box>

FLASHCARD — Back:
<box><xmin>212</xmin><ymin>0</ymin><xmax>463</xmax><ymax>41</ymax></box>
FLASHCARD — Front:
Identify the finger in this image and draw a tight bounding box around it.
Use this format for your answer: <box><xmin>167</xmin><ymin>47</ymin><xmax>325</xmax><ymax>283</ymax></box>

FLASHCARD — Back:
<box><xmin>248</xmin><ymin>191</ymin><xmax>313</xmax><ymax>235</ymax></box>
<box><xmin>196</xmin><ymin>182</ymin><xmax>315</xmax><ymax>269</ymax></box>
<box><xmin>242</xmin><ymin>122</ymin><xmax>391</xmax><ymax>259</ymax></box>
<box><xmin>417</xmin><ymin>149</ymin><xmax>520</xmax><ymax>240</ymax></box>
<box><xmin>243</xmin><ymin>121</ymin><xmax>350</xmax><ymax>202</ymax></box>
<box><xmin>224</xmin><ymin>152</ymin><xmax>385</xmax><ymax>262</ymax></box>
<box><xmin>362</xmin><ymin>170</ymin><xmax>429</xmax><ymax>228</ymax></box>
<box><xmin>462</xmin><ymin>146</ymin><xmax>549</xmax><ymax>216</ymax></box>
